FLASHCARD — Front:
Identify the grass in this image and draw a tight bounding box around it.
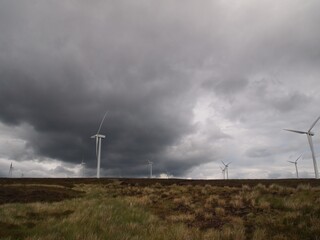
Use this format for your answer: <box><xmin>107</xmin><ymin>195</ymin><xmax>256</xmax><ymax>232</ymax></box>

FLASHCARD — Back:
<box><xmin>0</xmin><ymin>185</ymin><xmax>203</xmax><ymax>240</ymax></box>
<box><xmin>1</xmin><ymin>179</ymin><xmax>320</xmax><ymax>239</ymax></box>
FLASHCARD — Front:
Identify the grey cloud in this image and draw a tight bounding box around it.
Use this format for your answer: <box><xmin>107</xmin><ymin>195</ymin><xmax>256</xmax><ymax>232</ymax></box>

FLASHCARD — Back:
<box><xmin>269</xmin><ymin>92</ymin><xmax>311</xmax><ymax>113</ymax></box>
<box><xmin>49</xmin><ymin>165</ymin><xmax>75</xmax><ymax>177</ymax></box>
<box><xmin>202</xmin><ymin>77</ymin><xmax>249</xmax><ymax>99</ymax></box>
<box><xmin>1</xmin><ymin>1</ymin><xmax>320</xmax><ymax>178</ymax></box>
<box><xmin>246</xmin><ymin>147</ymin><xmax>273</xmax><ymax>158</ymax></box>
<box><xmin>267</xmin><ymin>172</ymin><xmax>282</xmax><ymax>179</ymax></box>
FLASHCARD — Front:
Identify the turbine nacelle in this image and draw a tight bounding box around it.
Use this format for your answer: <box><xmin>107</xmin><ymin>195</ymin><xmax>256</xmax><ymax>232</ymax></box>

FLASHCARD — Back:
<box><xmin>91</xmin><ymin>134</ymin><xmax>106</xmax><ymax>139</ymax></box>
<box><xmin>288</xmin><ymin>154</ymin><xmax>302</xmax><ymax>165</ymax></box>
<box><xmin>283</xmin><ymin>129</ymin><xmax>314</xmax><ymax>136</ymax></box>
<box><xmin>221</xmin><ymin>160</ymin><xmax>231</xmax><ymax>167</ymax></box>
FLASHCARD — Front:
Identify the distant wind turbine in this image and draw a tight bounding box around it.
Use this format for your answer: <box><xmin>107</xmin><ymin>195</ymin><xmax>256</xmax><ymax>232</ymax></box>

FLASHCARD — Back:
<box><xmin>147</xmin><ymin>160</ymin><xmax>153</xmax><ymax>178</ymax></box>
<box><xmin>220</xmin><ymin>166</ymin><xmax>226</xmax><ymax>180</ymax></box>
<box><xmin>9</xmin><ymin>163</ymin><xmax>13</xmax><ymax>178</ymax></box>
<box><xmin>91</xmin><ymin>111</ymin><xmax>108</xmax><ymax>178</ymax></box>
<box><xmin>166</xmin><ymin>170</ymin><xmax>170</xmax><ymax>179</ymax></box>
<box><xmin>288</xmin><ymin>154</ymin><xmax>302</xmax><ymax>179</ymax></box>
<box><xmin>221</xmin><ymin>161</ymin><xmax>231</xmax><ymax>179</ymax></box>
<box><xmin>284</xmin><ymin>115</ymin><xmax>320</xmax><ymax>179</ymax></box>
<box><xmin>80</xmin><ymin>159</ymin><xmax>86</xmax><ymax>178</ymax></box>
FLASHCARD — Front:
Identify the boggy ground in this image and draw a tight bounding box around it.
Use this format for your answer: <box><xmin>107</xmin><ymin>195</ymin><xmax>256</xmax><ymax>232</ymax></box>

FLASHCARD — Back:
<box><xmin>0</xmin><ymin>184</ymin><xmax>83</xmax><ymax>205</ymax></box>
<box><xmin>1</xmin><ymin>178</ymin><xmax>320</xmax><ymax>240</ymax></box>
<box><xmin>105</xmin><ymin>179</ymin><xmax>320</xmax><ymax>239</ymax></box>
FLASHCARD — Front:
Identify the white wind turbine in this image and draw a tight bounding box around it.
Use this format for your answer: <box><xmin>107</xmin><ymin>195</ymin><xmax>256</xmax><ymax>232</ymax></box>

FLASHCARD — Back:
<box><xmin>9</xmin><ymin>163</ymin><xmax>13</xmax><ymax>178</ymax></box>
<box><xmin>220</xmin><ymin>166</ymin><xmax>226</xmax><ymax>180</ymax></box>
<box><xmin>221</xmin><ymin>161</ymin><xmax>231</xmax><ymax>179</ymax></box>
<box><xmin>91</xmin><ymin>111</ymin><xmax>108</xmax><ymax>178</ymax></box>
<box><xmin>147</xmin><ymin>160</ymin><xmax>153</xmax><ymax>178</ymax></box>
<box><xmin>288</xmin><ymin>154</ymin><xmax>302</xmax><ymax>179</ymax></box>
<box><xmin>284</xmin><ymin>116</ymin><xmax>320</xmax><ymax>179</ymax></box>
<box><xmin>80</xmin><ymin>159</ymin><xmax>86</xmax><ymax>178</ymax></box>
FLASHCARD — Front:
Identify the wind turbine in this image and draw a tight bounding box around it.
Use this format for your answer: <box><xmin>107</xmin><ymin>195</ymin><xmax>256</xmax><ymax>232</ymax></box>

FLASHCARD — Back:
<box><xmin>284</xmin><ymin>115</ymin><xmax>320</xmax><ymax>179</ymax></box>
<box><xmin>147</xmin><ymin>160</ymin><xmax>153</xmax><ymax>178</ymax></box>
<box><xmin>288</xmin><ymin>154</ymin><xmax>302</xmax><ymax>179</ymax></box>
<box><xmin>80</xmin><ymin>159</ymin><xmax>86</xmax><ymax>178</ymax></box>
<box><xmin>9</xmin><ymin>163</ymin><xmax>13</xmax><ymax>178</ymax></box>
<box><xmin>91</xmin><ymin>111</ymin><xmax>108</xmax><ymax>178</ymax></box>
<box><xmin>220</xmin><ymin>166</ymin><xmax>226</xmax><ymax>180</ymax></box>
<box><xmin>221</xmin><ymin>161</ymin><xmax>231</xmax><ymax>179</ymax></box>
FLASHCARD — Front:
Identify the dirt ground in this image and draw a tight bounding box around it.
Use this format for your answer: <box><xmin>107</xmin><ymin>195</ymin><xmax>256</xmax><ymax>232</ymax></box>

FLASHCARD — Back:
<box><xmin>0</xmin><ymin>179</ymin><xmax>84</xmax><ymax>205</ymax></box>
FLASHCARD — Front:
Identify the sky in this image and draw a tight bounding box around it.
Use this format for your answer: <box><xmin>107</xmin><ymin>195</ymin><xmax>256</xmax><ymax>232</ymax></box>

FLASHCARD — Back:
<box><xmin>1</xmin><ymin>0</ymin><xmax>320</xmax><ymax>179</ymax></box>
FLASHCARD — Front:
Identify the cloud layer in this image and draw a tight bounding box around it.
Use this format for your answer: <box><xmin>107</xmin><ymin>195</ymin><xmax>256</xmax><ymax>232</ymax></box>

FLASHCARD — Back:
<box><xmin>1</xmin><ymin>1</ymin><xmax>320</xmax><ymax>178</ymax></box>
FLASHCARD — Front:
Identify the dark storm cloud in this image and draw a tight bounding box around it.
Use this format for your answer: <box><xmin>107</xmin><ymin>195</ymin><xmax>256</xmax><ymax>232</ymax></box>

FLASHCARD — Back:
<box><xmin>0</xmin><ymin>1</ymin><xmax>217</xmax><ymax>176</ymax></box>
<box><xmin>1</xmin><ymin>1</ymin><xmax>320</xmax><ymax>178</ymax></box>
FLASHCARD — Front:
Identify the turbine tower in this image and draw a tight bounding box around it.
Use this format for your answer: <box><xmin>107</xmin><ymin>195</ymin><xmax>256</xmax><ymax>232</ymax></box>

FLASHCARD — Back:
<box><xmin>284</xmin><ymin>115</ymin><xmax>320</xmax><ymax>179</ymax></box>
<box><xmin>288</xmin><ymin>154</ymin><xmax>302</xmax><ymax>179</ymax></box>
<box><xmin>80</xmin><ymin>159</ymin><xmax>86</xmax><ymax>178</ymax></box>
<box><xmin>220</xmin><ymin>166</ymin><xmax>226</xmax><ymax>180</ymax></box>
<box><xmin>221</xmin><ymin>161</ymin><xmax>231</xmax><ymax>179</ymax></box>
<box><xmin>9</xmin><ymin>163</ymin><xmax>13</xmax><ymax>178</ymax></box>
<box><xmin>91</xmin><ymin>111</ymin><xmax>108</xmax><ymax>178</ymax></box>
<box><xmin>148</xmin><ymin>160</ymin><xmax>153</xmax><ymax>178</ymax></box>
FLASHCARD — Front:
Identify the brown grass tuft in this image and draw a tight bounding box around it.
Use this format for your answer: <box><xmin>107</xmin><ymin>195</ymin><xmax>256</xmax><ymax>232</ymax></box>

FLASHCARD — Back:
<box><xmin>215</xmin><ymin>207</ymin><xmax>225</xmax><ymax>216</ymax></box>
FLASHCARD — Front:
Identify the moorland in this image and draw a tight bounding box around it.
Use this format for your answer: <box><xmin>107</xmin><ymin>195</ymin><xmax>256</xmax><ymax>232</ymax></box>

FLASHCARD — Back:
<box><xmin>1</xmin><ymin>178</ymin><xmax>320</xmax><ymax>240</ymax></box>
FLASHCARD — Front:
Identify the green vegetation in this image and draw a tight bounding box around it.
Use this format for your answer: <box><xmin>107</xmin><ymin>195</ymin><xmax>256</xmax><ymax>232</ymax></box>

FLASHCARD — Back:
<box><xmin>1</xmin><ymin>180</ymin><xmax>320</xmax><ymax>239</ymax></box>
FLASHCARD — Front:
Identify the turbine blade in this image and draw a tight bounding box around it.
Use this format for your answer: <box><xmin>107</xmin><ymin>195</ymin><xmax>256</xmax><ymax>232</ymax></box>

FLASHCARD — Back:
<box><xmin>296</xmin><ymin>154</ymin><xmax>302</xmax><ymax>162</ymax></box>
<box><xmin>221</xmin><ymin>160</ymin><xmax>226</xmax><ymax>166</ymax></box>
<box><xmin>97</xmin><ymin>111</ymin><xmax>108</xmax><ymax>134</ymax></box>
<box><xmin>283</xmin><ymin>129</ymin><xmax>307</xmax><ymax>134</ymax></box>
<box><xmin>309</xmin><ymin>115</ymin><xmax>320</xmax><ymax>132</ymax></box>
<box><xmin>288</xmin><ymin>161</ymin><xmax>295</xmax><ymax>163</ymax></box>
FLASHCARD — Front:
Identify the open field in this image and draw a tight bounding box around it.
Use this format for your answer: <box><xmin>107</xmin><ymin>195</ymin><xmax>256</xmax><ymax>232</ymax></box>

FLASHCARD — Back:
<box><xmin>1</xmin><ymin>178</ymin><xmax>320</xmax><ymax>240</ymax></box>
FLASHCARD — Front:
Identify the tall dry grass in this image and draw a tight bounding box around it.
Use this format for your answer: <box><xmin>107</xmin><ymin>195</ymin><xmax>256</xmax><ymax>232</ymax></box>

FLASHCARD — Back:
<box><xmin>1</xmin><ymin>181</ymin><xmax>320</xmax><ymax>239</ymax></box>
